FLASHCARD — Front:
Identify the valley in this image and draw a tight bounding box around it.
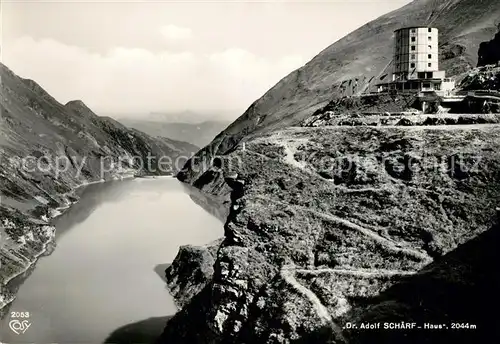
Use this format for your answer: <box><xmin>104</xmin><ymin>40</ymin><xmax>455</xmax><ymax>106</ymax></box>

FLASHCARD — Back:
<box><xmin>0</xmin><ymin>177</ymin><xmax>223</xmax><ymax>343</ymax></box>
<box><xmin>1</xmin><ymin>0</ymin><xmax>500</xmax><ymax>342</ymax></box>
<box><xmin>0</xmin><ymin>63</ymin><xmax>198</xmax><ymax>310</ymax></box>
<box><xmin>119</xmin><ymin>119</ymin><xmax>231</xmax><ymax>148</ymax></box>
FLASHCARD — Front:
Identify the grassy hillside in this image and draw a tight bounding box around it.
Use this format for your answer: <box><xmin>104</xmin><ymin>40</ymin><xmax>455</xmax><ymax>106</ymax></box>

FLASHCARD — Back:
<box><xmin>178</xmin><ymin>0</ymin><xmax>500</xmax><ymax>187</ymax></box>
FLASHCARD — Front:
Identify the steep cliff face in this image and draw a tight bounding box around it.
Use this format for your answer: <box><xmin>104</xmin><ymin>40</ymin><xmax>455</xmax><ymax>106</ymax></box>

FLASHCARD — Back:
<box><xmin>344</xmin><ymin>221</ymin><xmax>500</xmax><ymax>344</ymax></box>
<box><xmin>165</xmin><ymin>239</ymin><xmax>223</xmax><ymax>310</ymax></box>
<box><xmin>162</xmin><ymin>119</ymin><xmax>500</xmax><ymax>343</ymax></box>
<box><xmin>0</xmin><ymin>63</ymin><xmax>197</xmax><ymax>308</ymax></box>
<box><xmin>163</xmin><ymin>1</ymin><xmax>500</xmax><ymax>342</ymax></box>
<box><xmin>478</xmin><ymin>24</ymin><xmax>500</xmax><ymax>67</ymax></box>
<box><xmin>178</xmin><ymin>0</ymin><xmax>500</xmax><ymax>191</ymax></box>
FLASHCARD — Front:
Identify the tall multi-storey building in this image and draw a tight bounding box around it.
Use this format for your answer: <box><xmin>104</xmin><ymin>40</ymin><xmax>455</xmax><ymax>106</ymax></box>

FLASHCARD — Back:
<box><xmin>377</xmin><ymin>26</ymin><xmax>455</xmax><ymax>96</ymax></box>
<box><xmin>393</xmin><ymin>27</ymin><xmax>440</xmax><ymax>81</ymax></box>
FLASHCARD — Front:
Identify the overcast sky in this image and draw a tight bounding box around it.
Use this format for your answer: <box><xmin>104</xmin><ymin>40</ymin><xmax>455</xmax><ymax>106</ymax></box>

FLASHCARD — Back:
<box><xmin>2</xmin><ymin>0</ymin><xmax>411</xmax><ymax>119</ymax></box>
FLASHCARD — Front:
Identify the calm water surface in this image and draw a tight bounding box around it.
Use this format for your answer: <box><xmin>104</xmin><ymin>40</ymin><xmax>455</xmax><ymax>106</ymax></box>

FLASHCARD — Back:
<box><xmin>0</xmin><ymin>177</ymin><xmax>223</xmax><ymax>343</ymax></box>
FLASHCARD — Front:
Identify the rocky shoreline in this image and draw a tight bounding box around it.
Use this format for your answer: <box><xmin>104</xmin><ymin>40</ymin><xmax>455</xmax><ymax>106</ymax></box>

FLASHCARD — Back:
<box><xmin>0</xmin><ymin>227</ymin><xmax>54</xmax><ymax>314</ymax></box>
<box><xmin>0</xmin><ymin>61</ymin><xmax>197</xmax><ymax>315</ymax></box>
<box><xmin>0</xmin><ymin>171</ymin><xmax>152</xmax><ymax>315</ymax></box>
<box><xmin>160</xmin><ymin>122</ymin><xmax>500</xmax><ymax>343</ymax></box>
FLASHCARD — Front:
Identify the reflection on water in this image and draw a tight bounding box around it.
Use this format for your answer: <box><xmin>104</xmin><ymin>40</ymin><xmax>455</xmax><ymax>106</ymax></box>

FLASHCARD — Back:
<box><xmin>4</xmin><ymin>180</ymin><xmax>152</xmax><ymax>293</ymax></box>
<box><xmin>182</xmin><ymin>183</ymin><xmax>230</xmax><ymax>223</ymax></box>
<box><xmin>54</xmin><ymin>180</ymin><xmax>135</xmax><ymax>238</ymax></box>
<box><xmin>104</xmin><ymin>316</ymin><xmax>173</xmax><ymax>344</ymax></box>
<box><xmin>153</xmin><ymin>263</ymin><xmax>171</xmax><ymax>283</ymax></box>
<box><xmin>0</xmin><ymin>177</ymin><xmax>223</xmax><ymax>343</ymax></box>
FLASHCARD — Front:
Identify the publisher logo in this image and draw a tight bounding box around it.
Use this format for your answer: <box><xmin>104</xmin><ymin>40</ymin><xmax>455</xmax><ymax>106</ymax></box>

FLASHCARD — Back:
<box><xmin>9</xmin><ymin>320</ymin><xmax>31</xmax><ymax>335</ymax></box>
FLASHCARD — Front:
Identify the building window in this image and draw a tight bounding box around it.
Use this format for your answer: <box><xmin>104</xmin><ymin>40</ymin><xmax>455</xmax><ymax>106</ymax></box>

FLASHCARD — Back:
<box><xmin>411</xmin><ymin>54</ymin><xmax>416</xmax><ymax>59</ymax></box>
<box><xmin>411</xmin><ymin>63</ymin><xmax>416</xmax><ymax>68</ymax></box>
<box><xmin>428</xmin><ymin>36</ymin><xmax>432</xmax><ymax>41</ymax></box>
<box><xmin>428</xmin><ymin>63</ymin><xmax>432</xmax><ymax>67</ymax></box>
<box><xmin>428</xmin><ymin>28</ymin><xmax>432</xmax><ymax>32</ymax></box>
<box><xmin>411</xmin><ymin>29</ymin><xmax>416</xmax><ymax>33</ymax></box>
<box><xmin>428</xmin><ymin>45</ymin><xmax>432</xmax><ymax>49</ymax></box>
<box><xmin>411</xmin><ymin>46</ymin><xmax>416</xmax><ymax>51</ymax></box>
<box><xmin>428</xmin><ymin>54</ymin><xmax>432</xmax><ymax>58</ymax></box>
<box><xmin>411</xmin><ymin>37</ymin><xmax>416</xmax><ymax>42</ymax></box>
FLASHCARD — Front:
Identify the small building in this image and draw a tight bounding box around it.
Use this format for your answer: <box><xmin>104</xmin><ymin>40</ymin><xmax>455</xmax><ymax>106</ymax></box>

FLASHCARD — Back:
<box><xmin>376</xmin><ymin>27</ymin><xmax>455</xmax><ymax>96</ymax></box>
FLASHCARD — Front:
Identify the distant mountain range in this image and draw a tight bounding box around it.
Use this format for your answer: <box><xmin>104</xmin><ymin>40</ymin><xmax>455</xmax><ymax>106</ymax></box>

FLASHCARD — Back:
<box><xmin>119</xmin><ymin>119</ymin><xmax>231</xmax><ymax>148</ymax></box>
<box><xmin>148</xmin><ymin>110</ymin><xmax>236</xmax><ymax>124</ymax></box>
<box><xmin>104</xmin><ymin>110</ymin><xmax>237</xmax><ymax>125</ymax></box>
<box><xmin>0</xmin><ymin>62</ymin><xmax>197</xmax><ymax>309</ymax></box>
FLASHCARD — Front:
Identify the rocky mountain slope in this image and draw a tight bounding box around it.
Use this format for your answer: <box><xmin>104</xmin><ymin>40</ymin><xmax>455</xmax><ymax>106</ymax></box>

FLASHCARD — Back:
<box><xmin>178</xmin><ymin>0</ymin><xmax>500</xmax><ymax>188</ymax></box>
<box><xmin>478</xmin><ymin>23</ymin><xmax>500</xmax><ymax>67</ymax></box>
<box><xmin>160</xmin><ymin>0</ymin><xmax>500</xmax><ymax>342</ymax></box>
<box><xmin>120</xmin><ymin>119</ymin><xmax>230</xmax><ymax>148</ymax></box>
<box><xmin>162</xmin><ymin>121</ymin><xmax>500</xmax><ymax>343</ymax></box>
<box><xmin>0</xmin><ymin>63</ymin><xmax>197</xmax><ymax>310</ymax></box>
